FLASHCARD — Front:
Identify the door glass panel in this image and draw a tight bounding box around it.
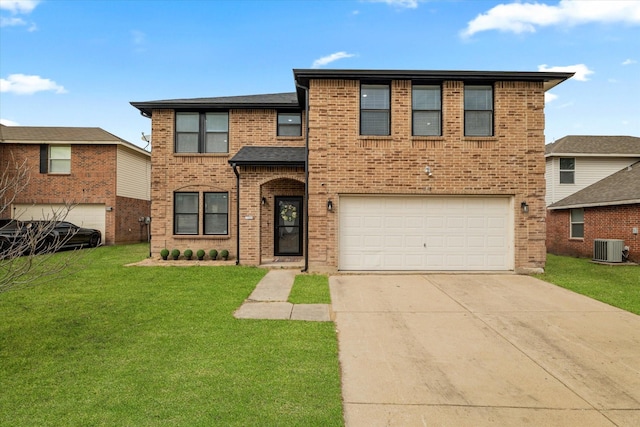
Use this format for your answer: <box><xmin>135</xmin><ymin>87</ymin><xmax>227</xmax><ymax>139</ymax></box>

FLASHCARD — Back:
<box><xmin>275</xmin><ymin>197</ymin><xmax>302</xmax><ymax>256</ymax></box>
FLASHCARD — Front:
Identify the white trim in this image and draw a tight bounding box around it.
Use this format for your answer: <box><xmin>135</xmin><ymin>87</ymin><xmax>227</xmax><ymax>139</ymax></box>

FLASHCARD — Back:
<box><xmin>548</xmin><ymin>199</ymin><xmax>640</xmax><ymax>210</ymax></box>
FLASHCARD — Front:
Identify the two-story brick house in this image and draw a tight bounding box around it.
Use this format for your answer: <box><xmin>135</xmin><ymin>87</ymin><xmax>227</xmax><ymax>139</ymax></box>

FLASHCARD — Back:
<box><xmin>0</xmin><ymin>125</ymin><xmax>151</xmax><ymax>245</ymax></box>
<box><xmin>131</xmin><ymin>69</ymin><xmax>572</xmax><ymax>273</ymax></box>
<box><xmin>545</xmin><ymin>135</ymin><xmax>640</xmax><ymax>260</ymax></box>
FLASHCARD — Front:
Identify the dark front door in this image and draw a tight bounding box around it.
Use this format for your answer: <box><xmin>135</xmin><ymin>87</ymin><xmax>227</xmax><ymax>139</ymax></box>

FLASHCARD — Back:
<box><xmin>274</xmin><ymin>196</ymin><xmax>303</xmax><ymax>256</ymax></box>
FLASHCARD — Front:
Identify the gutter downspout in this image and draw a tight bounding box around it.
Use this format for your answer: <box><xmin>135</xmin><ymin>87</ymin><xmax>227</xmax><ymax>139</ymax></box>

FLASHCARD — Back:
<box><xmin>232</xmin><ymin>163</ymin><xmax>240</xmax><ymax>265</ymax></box>
<box><xmin>296</xmin><ymin>82</ymin><xmax>310</xmax><ymax>273</ymax></box>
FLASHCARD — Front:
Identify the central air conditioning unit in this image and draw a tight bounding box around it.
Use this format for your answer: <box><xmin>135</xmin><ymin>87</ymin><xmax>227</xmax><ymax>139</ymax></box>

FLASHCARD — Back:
<box><xmin>593</xmin><ymin>239</ymin><xmax>624</xmax><ymax>263</ymax></box>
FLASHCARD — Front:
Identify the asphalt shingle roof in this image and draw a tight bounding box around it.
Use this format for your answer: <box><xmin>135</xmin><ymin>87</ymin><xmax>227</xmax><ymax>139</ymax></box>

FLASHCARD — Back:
<box><xmin>548</xmin><ymin>161</ymin><xmax>640</xmax><ymax>209</ymax></box>
<box><xmin>0</xmin><ymin>124</ymin><xmax>128</xmax><ymax>143</ymax></box>
<box><xmin>0</xmin><ymin>124</ymin><xmax>149</xmax><ymax>155</ymax></box>
<box><xmin>131</xmin><ymin>93</ymin><xmax>300</xmax><ymax>116</ymax></box>
<box><xmin>228</xmin><ymin>146</ymin><xmax>305</xmax><ymax>167</ymax></box>
<box><xmin>545</xmin><ymin>135</ymin><xmax>640</xmax><ymax>156</ymax></box>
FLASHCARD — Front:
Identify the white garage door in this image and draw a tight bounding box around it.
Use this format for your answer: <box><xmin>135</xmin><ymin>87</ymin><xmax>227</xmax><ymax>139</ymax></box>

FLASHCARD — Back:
<box><xmin>339</xmin><ymin>196</ymin><xmax>513</xmax><ymax>271</ymax></box>
<box><xmin>13</xmin><ymin>204</ymin><xmax>106</xmax><ymax>240</ymax></box>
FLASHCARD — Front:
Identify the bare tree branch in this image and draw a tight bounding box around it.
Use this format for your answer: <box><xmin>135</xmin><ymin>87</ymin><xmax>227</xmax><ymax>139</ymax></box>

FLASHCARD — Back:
<box><xmin>1</xmin><ymin>151</ymin><xmax>95</xmax><ymax>293</ymax></box>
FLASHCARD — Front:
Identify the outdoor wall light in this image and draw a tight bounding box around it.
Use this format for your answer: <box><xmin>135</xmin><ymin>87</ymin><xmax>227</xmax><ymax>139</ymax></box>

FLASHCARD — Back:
<box><xmin>521</xmin><ymin>201</ymin><xmax>529</xmax><ymax>214</ymax></box>
<box><xmin>261</xmin><ymin>197</ymin><xmax>267</xmax><ymax>206</ymax></box>
<box><xmin>424</xmin><ymin>166</ymin><xmax>433</xmax><ymax>177</ymax></box>
<box><xmin>327</xmin><ymin>199</ymin><xmax>333</xmax><ymax>212</ymax></box>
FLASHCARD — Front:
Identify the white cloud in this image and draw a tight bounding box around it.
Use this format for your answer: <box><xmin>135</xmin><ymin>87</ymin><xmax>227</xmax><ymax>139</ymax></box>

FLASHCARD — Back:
<box><xmin>0</xmin><ymin>118</ymin><xmax>20</xmax><ymax>126</ymax></box>
<box><xmin>0</xmin><ymin>0</ymin><xmax>39</xmax><ymax>29</ymax></box>
<box><xmin>0</xmin><ymin>74</ymin><xmax>67</xmax><ymax>95</ymax></box>
<box><xmin>311</xmin><ymin>52</ymin><xmax>356</xmax><ymax>68</ymax></box>
<box><xmin>0</xmin><ymin>0</ymin><xmax>40</xmax><ymax>14</ymax></box>
<box><xmin>545</xmin><ymin>92</ymin><xmax>558</xmax><ymax>104</ymax></box>
<box><xmin>0</xmin><ymin>15</ymin><xmax>23</xmax><ymax>26</ymax></box>
<box><xmin>461</xmin><ymin>0</ymin><xmax>640</xmax><ymax>38</ymax></box>
<box><xmin>538</xmin><ymin>64</ymin><xmax>594</xmax><ymax>81</ymax></box>
<box><xmin>622</xmin><ymin>58</ymin><xmax>637</xmax><ymax>65</ymax></box>
<box><xmin>365</xmin><ymin>0</ymin><xmax>421</xmax><ymax>9</ymax></box>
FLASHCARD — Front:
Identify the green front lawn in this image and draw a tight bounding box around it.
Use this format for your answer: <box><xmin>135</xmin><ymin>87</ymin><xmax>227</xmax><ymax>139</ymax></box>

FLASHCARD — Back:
<box><xmin>536</xmin><ymin>254</ymin><xmax>640</xmax><ymax>315</ymax></box>
<box><xmin>0</xmin><ymin>244</ymin><xmax>343</xmax><ymax>426</ymax></box>
<box><xmin>288</xmin><ymin>274</ymin><xmax>331</xmax><ymax>304</ymax></box>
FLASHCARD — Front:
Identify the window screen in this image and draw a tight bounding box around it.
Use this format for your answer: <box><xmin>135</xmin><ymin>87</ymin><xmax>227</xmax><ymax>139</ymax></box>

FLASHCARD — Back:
<box><xmin>560</xmin><ymin>157</ymin><xmax>575</xmax><ymax>184</ymax></box>
<box><xmin>464</xmin><ymin>85</ymin><xmax>493</xmax><ymax>136</ymax></box>
<box><xmin>49</xmin><ymin>146</ymin><xmax>71</xmax><ymax>174</ymax></box>
<box><xmin>204</xmin><ymin>192</ymin><xmax>228</xmax><ymax>235</ymax></box>
<box><xmin>361</xmin><ymin>84</ymin><xmax>390</xmax><ymax>136</ymax></box>
<box><xmin>413</xmin><ymin>85</ymin><xmax>441</xmax><ymax>136</ymax></box>
<box><xmin>570</xmin><ymin>208</ymin><xmax>584</xmax><ymax>238</ymax></box>
<box><xmin>278</xmin><ymin>113</ymin><xmax>302</xmax><ymax>136</ymax></box>
<box><xmin>174</xmin><ymin>192</ymin><xmax>199</xmax><ymax>234</ymax></box>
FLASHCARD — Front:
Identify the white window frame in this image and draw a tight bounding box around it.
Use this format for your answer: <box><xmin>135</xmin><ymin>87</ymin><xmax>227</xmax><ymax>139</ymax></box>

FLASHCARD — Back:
<box><xmin>559</xmin><ymin>157</ymin><xmax>575</xmax><ymax>184</ymax></box>
<box><xmin>49</xmin><ymin>145</ymin><xmax>71</xmax><ymax>174</ymax></box>
<box><xmin>570</xmin><ymin>208</ymin><xmax>584</xmax><ymax>239</ymax></box>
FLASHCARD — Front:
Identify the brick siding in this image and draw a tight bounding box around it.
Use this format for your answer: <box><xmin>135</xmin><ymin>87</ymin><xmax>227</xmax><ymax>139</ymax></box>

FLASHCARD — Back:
<box><xmin>148</xmin><ymin>78</ymin><xmax>547</xmax><ymax>271</ymax></box>
<box><xmin>1</xmin><ymin>143</ymin><xmax>150</xmax><ymax>245</ymax></box>
<box><xmin>547</xmin><ymin>205</ymin><xmax>640</xmax><ymax>261</ymax></box>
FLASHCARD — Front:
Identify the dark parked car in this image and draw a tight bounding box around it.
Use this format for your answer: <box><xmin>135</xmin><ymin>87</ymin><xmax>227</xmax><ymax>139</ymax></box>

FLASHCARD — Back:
<box><xmin>0</xmin><ymin>220</ymin><xmax>101</xmax><ymax>257</ymax></box>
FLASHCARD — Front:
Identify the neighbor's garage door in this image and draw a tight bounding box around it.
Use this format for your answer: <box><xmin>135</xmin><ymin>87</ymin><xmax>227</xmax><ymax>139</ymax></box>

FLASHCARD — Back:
<box><xmin>13</xmin><ymin>204</ymin><xmax>106</xmax><ymax>241</ymax></box>
<box><xmin>339</xmin><ymin>196</ymin><xmax>512</xmax><ymax>271</ymax></box>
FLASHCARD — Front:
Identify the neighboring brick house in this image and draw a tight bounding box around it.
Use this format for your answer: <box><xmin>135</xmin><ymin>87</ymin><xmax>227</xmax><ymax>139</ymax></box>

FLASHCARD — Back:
<box><xmin>0</xmin><ymin>125</ymin><xmax>151</xmax><ymax>245</ymax></box>
<box><xmin>545</xmin><ymin>136</ymin><xmax>640</xmax><ymax>260</ymax></box>
<box><xmin>131</xmin><ymin>69</ymin><xmax>573</xmax><ymax>273</ymax></box>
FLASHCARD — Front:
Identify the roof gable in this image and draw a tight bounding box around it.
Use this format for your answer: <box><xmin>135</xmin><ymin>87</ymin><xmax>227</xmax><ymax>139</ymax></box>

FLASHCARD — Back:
<box><xmin>548</xmin><ymin>161</ymin><xmax>640</xmax><ymax>209</ymax></box>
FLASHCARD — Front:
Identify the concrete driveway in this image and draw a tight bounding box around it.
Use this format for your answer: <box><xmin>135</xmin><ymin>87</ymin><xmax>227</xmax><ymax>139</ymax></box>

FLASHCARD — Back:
<box><xmin>330</xmin><ymin>274</ymin><xmax>640</xmax><ymax>426</ymax></box>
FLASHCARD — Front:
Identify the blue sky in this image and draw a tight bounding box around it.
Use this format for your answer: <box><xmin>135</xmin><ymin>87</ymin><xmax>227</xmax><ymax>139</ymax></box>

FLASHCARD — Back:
<box><xmin>1</xmin><ymin>0</ymin><xmax>639</xmax><ymax>148</ymax></box>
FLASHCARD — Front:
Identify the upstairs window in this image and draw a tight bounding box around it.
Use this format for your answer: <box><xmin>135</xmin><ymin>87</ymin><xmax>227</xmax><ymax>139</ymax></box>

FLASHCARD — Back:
<box><xmin>40</xmin><ymin>145</ymin><xmax>71</xmax><ymax>174</ymax></box>
<box><xmin>175</xmin><ymin>112</ymin><xmax>228</xmax><ymax>153</ymax></box>
<box><xmin>570</xmin><ymin>208</ymin><xmax>584</xmax><ymax>239</ymax></box>
<box><xmin>278</xmin><ymin>113</ymin><xmax>302</xmax><ymax>136</ymax></box>
<box><xmin>559</xmin><ymin>157</ymin><xmax>575</xmax><ymax>184</ymax></box>
<box><xmin>360</xmin><ymin>84</ymin><xmax>390</xmax><ymax>136</ymax></box>
<box><xmin>412</xmin><ymin>85</ymin><xmax>441</xmax><ymax>136</ymax></box>
<box><xmin>464</xmin><ymin>85</ymin><xmax>493</xmax><ymax>136</ymax></box>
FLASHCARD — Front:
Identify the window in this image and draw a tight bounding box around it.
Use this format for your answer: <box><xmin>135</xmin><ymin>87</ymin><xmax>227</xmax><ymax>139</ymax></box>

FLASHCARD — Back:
<box><xmin>174</xmin><ymin>192</ymin><xmax>229</xmax><ymax>235</ymax></box>
<box><xmin>570</xmin><ymin>208</ymin><xmax>584</xmax><ymax>238</ymax></box>
<box><xmin>464</xmin><ymin>85</ymin><xmax>493</xmax><ymax>136</ymax></box>
<box><xmin>412</xmin><ymin>85</ymin><xmax>441</xmax><ymax>136</ymax></box>
<box><xmin>175</xmin><ymin>112</ymin><xmax>228</xmax><ymax>153</ymax></box>
<box><xmin>174</xmin><ymin>192</ymin><xmax>199</xmax><ymax>234</ymax></box>
<box><xmin>278</xmin><ymin>112</ymin><xmax>302</xmax><ymax>136</ymax></box>
<box><xmin>360</xmin><ymin>84</ymin><xmax>390</xmax><ymax>136</ymax></box>
<box><xmin>41</xmin><ymin>145</ymin><xmax>71</xmax><ymax>174</ymax></box>
<box><xmin>204</xmin><ymin>192</ymin><xmax>228</xmax><ymax>235</ymax></box>
<box><xmin>559</xmin><ymin>157</ymin><xmax>575</xmax><ymax>184</ymax></box>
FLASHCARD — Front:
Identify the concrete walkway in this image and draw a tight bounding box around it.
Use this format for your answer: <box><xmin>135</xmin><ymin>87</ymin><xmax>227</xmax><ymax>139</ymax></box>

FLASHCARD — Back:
<box><xmin>234</xmin><ymin>269</ymin><xmax>331</xmax><ymax>321</ymax></box>
<box><xmin>330</xmin><ymin>274</ymin><xmax>640</xmax><ymax>427</ymax></box>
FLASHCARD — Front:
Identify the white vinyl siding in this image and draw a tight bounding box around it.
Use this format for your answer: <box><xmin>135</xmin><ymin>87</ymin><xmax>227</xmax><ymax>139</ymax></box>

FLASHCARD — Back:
<box><xmin>116</xmin><ymin>146</ymin><xmax>151</xmax><ymax>201</ymax></box>
<box><xmin>339</xmin><ymin>196</ymin><xmax>512</xmax><ymax>271</ymax></box>
<box><xmin>545</xmin><ymin>156</ymin><xmax>639</xmax><ymax>205</ymax></box>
